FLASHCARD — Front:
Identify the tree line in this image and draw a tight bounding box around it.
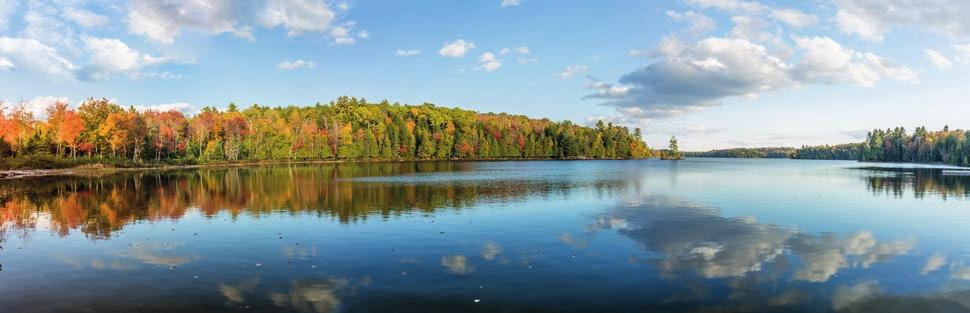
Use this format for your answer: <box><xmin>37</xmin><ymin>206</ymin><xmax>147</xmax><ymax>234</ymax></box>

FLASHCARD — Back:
<box><xmin>0</xmin><ymin>96</ymin><xmax>652</xmax><ymax>168</ymax></box>
<box><xmin>685</xmin><ymin>147</ymin><xmax>797</xmax><ymax>159</ymax></box>
<box><xmin>686</xmin><ymin>126</ymin><xmax>970</xmax><ymax>166</ymax></box>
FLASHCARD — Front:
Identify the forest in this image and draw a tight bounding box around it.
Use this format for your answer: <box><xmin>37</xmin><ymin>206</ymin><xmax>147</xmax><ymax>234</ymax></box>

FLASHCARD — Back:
<box><xmin>688</xmin><ymin>126</ymin><xmax>970</xmax><ymax>166</ymax></box>
<box><xmin>684</xmin><ymin>147</ymin><xmax>797</xmax><ymax>159</ymax></box>
<box><xmin>0</xmin><ymin>96</ymin><xmax>652</xmax><ymax>169</ymax></box>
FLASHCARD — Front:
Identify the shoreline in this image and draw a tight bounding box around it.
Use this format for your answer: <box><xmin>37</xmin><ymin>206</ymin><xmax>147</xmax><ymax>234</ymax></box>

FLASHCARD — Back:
<box><xmin>0</xmin><ymin>157</ymin><xmax>644</xmax><ymax>180</ymax></box>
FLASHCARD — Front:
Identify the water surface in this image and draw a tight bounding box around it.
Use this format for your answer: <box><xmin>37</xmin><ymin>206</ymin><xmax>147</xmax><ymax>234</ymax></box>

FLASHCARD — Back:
<box><xmin>2</xmin><ymin>159</ymin><xmax>970</xmax><ymax>312</ymax></box>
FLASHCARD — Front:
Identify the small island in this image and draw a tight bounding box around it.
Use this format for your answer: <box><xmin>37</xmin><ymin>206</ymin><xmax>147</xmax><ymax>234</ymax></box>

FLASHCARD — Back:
<box><xmin>660</xmin><ymin>136</ymin><xmax>683</xmax><ymax>160</ymax></box>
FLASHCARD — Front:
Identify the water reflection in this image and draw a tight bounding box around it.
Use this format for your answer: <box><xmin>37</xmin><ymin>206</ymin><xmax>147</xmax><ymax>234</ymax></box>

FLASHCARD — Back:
<box><xmin>588</xmin><ymin>196</ymin><xmax>914</xmax><ymax>283</ymax></box>
<box><xmin>2</xmin><ymin>160</ymin><xmax>970</xmax><ymax>313</ymax></box>
<box><xmin>0</xmin><ymin>162</ymin><xmax>628</xmax><ymax>239</ymax></box>
<box><xmin>859</xmin><ymin>167</ymin><xmax>970</xmax><ymax>199</ymax></box>
<box><xmin>577</xmin><ymin>194</ymin><xmax>970</xmax><ymax>312</ymax></box>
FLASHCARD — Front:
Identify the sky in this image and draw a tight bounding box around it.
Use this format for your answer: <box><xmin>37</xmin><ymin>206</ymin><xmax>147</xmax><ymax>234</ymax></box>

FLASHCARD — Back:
<box><xmin>0</xmin><ymin>0</ymin><xmax>969</xmax><ymax>150</ymax></box>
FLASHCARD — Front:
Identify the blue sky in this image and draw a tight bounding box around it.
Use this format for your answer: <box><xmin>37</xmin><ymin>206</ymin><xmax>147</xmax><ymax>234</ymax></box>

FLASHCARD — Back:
<box><xmin>1</xmin><ymin>0</ymin><xmax>968</xmax><ymax>150</ymax></box>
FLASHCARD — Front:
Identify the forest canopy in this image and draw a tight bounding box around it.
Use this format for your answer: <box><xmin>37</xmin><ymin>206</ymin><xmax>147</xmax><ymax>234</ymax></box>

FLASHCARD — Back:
<box><xmin>687</xmin><ymin>126</ymin><xmax>970</xmax><ymax>167</ymax></box>
<box><xmin>0</xmin><ymin>96</ymin><xmax>652</xmax><ymax>168</ymax></box>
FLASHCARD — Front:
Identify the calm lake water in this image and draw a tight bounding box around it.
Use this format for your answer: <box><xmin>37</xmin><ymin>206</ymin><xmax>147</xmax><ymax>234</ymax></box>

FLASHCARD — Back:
<box><xmin>2</xmin><ymin>159</ymin><xmax>970</xmax><ymax>313</ymax></box>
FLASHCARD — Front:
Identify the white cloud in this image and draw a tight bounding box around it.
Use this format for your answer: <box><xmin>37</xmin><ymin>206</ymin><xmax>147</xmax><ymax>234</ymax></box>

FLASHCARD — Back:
<box><xmin>131</xmin><ymin>71</ymin><xmax>182</xmax><ymax>80</ymax></box>
<box><xmin>23</xmin><ymin>1</ymin><xmax>80</xmax><ymax>54</ymax></box>
<box><xmin>333</xmin><ymin>37</ymin><xmax>354</xmax><ymax>45</ymax></box>
<box><xmin>476</xmin><ymin>52</ymin><xmax>502</xmax><ymax>72</ymax></box>
<box><xmin>262</xmin><ymin>0</ymin><xmax>356</xmax><ymax>45</ymax></box>
<box><xmin>439</xmin><ymin>39</ymin><xmax>475</xmax><ymax>58</ymax></box>
<box><xmin>133</xmin><ymin>102</ymin><xmax>195</xmax><ymax>113</ymax></box>
<box><xmin>0</xmin><ymin>57</ymin><xmax>12</xmax><ymax>70</ymax></box>
<box><xmin>685</xmin><ymin>0</ymin><xmax>767</xmax><ymax>14</ymax></box>
<box><xmin>395</xmin><ymin>49</ymin><xmax>421</xmax><ymax>57</ymax></box>
<box><xmin>834</xmin><ymin>0</ymin><xmax>970</xmax><ymax>41</ymax></box>
<box><xmin>128</xmin><ymin>0</ymin><xmax>253</xmax><ymax>44</ymax></box>
<box><xmin>559</xmin><ymin>65</ymin><xmax>588</xmax><ymax>79</ymax></box>
<box><xmin>835</xmin><ymin>9</ymin><xmax>883</xmax><ymax>41</ymax></box>
<box><xmin>924</xmin><ymin>49</ymin><xmax>952</xmax><ymax>70</ymax></box>
<box><xmin>62</xmin><ymin>7</ymin><xmax>109</xmax><ymax>28</ymax></box>
<box><xmin>0</xmin><ymin>36</ymin><xmax>77</xmax><ymax>80</ymax></box>
<box><xmin>954</xmin><ymin>43</ymin><xmax>970</xmax><ymax>65</ymax></box>
<box><xmin>666</xmin><ymin>10</ymin><xmax>716</xmax><ymax>36</ymax></box>
<box><xmin>25</xmin><ymin>96</ymin><xmax>70</xmax><ymax>119</ymax></box>
<box><xmin>791</xmin><ymin>36</ymin><xmax>917</xmax><ymax>87</ymax></box>
<box><xmin>500</xmin><ymin>0</ymin><xmax>522</xmax><ymax>8</ymax></box>
<box><xmin>586</xmin><ymin>37</ymin><xmax>791</xmax><ymax>118</ymax></box>
<box><xmin>585</xmin><ymin>36</ymin><xmax>915</xmax><ymax>118</ymax></box>
<box><xmin>277</xmin><ymin>59</ymin><xmax>316</xmax><ymax>70</ymax></box>
<box><xmin>81</xmin><ymin>36</ymin><xmax>171</xmax><ymax>80</ymax></box>
<box><xmin>628</xmin><ymin>50</ymin><xmax>649</xmax><ymax>57</ymax></box>
<box><xmin>770</xmin><ymin>9</ymin><xmax>817</xmax><ymax>28</ymax></box>
<box><xmin>514</xmin><ymin>46</ymin><xmax>530</xmax><ymax>54</ymax></box>
<box><xmin>357</xmin><ymin>30</ymin><xmax>368</xmax><ymax>39</ymax></box>
<box><xmin>687</xmin><ymin>1</ymin><xmax>816</xmax><ymax>32</ymax></box>
<box><xmin>0</xmin><ymin>0</ymin><xmax>18</xmax><ymax>31</ymax></box>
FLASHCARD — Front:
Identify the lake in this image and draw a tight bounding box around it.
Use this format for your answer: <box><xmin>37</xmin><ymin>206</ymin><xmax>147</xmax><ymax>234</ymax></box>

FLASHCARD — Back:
<box><xmin>2</xmin><ymin>159</ymin><xmax>970</xmax><ymax>313</ymax></box>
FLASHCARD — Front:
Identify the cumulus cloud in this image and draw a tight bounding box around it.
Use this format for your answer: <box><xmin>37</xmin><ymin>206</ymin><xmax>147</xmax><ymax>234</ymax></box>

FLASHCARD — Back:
<box><xmin>586</xmin><ymin>36</ymin><xmax>915</xmax><ymax>118</ymax></box>
<box><xmin>791</xmin><ymin>36</ymin><xmax>917</xmax><ymax>86</ymax></box>
<box><xmin>686</xmin><ymin>0</ymin><xmax>816</xmax><ymax>35</ymax></box>
<box><xmin>395</xmin><ymin>49</ymin><xmax>421</xmax><ymax>57</ymax></box>
<box><xmin>586</xmin><ymin>37</ymin><xmax>791</xmax><ymax>118</ymax></box>
<box><xmin>20</xmin><ymin>96</ymin><xmax>70</xmax><ymax>119</ymax></box>
<box><xmin>62</xmin><ymin>7</ymin><xmax>109</xmax><ymax>28</ymax></box>
<box><xmin>123</xmin><ymin>0</ymin><xmax>361</xmax><ymax>45</ymax></box>
<box><xmin>559</xmin><ymin>65</ymin><xmax>588</xmax><ymax>79</ymax></box>
<box><xmin>439</xmin><ymin>39</ymin><xmax>475</xmax><ymax>58</ymax></box>
<box><xmin>81</xmin><ymin>36</ymin><xmax>172</xmax><ymax>80</ymax></box>
<box><xmin>500</xmin><ymin>46</ymin><xmax>536</xmax><ymax>64</ymax></box>
<box><xmin>277</xmin><ymin>59</ymin><xmax>316</xmax><ymax>70</ymax></box>
<box><xmin>770</xmin><ymin>9</ymin><xmax>817</xmax><ymax>28</ymax></box>
<box><xmin>666</xmin><ymin>10</ymin><xmax>716</xmax><ymax>36</ymax></box>
<box><xmin>0</xmin><ymin>36</ymin><xmax>78</xmax><ymax>80</ymax></box>
<box><xmin>127</xmin><ymin>0</ymin><xmax>253</xmax><ymax>44</ymax></box>
<box><xmin>834</xmin><ymin>0</ymin><xmax>970</xmax><ymax>41</ymax></box>
<box><xmin>262</xmin><ymin>0</ymin><xmax>359</xmax><ymax>44</ymax></box>
<box><xmin>924</xmin><ymin>49</ymin><xmax>953</xmax><ymax>70</ymax></box>
<box><xmin>501</xmin><ymin>0</ymin><xmax>522</xmax><ymax>8</ymax></box>
<box><xmin>23</xmin><ymin>1</ymin><xmax>81</xmax><ymax>54</ymax></box>
<box><xmin>476</xmin><ymin>52</ymin><xmax>502</xmax><ymax>72</ymax></box>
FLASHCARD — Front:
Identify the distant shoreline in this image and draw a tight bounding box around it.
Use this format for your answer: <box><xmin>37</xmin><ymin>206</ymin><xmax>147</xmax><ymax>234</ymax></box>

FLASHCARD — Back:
<box><xmin>0</xmin><ymin>157</ymin><xmax>648</xmax><ymax>180</ymax></box>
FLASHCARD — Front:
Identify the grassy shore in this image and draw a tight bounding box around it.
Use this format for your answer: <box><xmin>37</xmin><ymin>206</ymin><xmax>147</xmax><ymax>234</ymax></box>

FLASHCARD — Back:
<box><xmin>0</xmin><ymin>155</ymin><xmax>648</xmax><ymax>180</ymax></box>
